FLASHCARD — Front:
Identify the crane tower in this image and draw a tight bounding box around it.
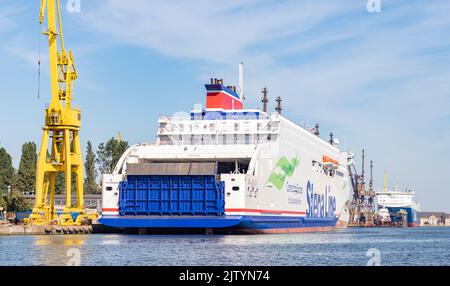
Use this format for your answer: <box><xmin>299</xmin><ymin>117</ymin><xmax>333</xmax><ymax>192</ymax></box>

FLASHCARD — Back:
<box><xmin>27</xmin><ymin>0</ymin><xmax>89</xmax><ymax>225</ymax></box>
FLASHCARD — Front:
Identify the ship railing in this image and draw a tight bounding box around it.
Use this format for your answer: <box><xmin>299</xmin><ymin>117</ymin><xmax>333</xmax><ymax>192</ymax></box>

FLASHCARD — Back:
<box><xmin>157</xmin><ymin>123</ymin><xmax>280</xmax><ymax>135</ymax></box>
<box><xmin>158</xmin><ymin>133</ymin><xmax>277</xmax><ymax>146</ymax></box>
<box><xmin>158</xmin><ymin>128</ymin><xmax>280</xmax><ymax>135</ymax></box>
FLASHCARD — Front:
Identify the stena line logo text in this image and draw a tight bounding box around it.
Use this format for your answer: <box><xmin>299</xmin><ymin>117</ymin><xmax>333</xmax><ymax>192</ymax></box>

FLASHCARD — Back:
<box><xmin>306</xmin><ymin>181</ymin><xmax>336</xmax><ymax>218</ymax></box>
<box><xmin>286</xmin><ymin>182</ymin><xmax>303</xmax><ymax>205</ymax></box>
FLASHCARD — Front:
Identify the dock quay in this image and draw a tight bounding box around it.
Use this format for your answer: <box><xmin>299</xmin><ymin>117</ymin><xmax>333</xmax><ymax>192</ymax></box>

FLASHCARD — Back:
<box><xmin>0</xmin><ymin>221</ymin><xmax>123</xmax><ymax>236</ymax></box>
<box><xmin>0</xmin><ymin>224</ymin><xmax>93</xmax><ymax>235</ymax></box>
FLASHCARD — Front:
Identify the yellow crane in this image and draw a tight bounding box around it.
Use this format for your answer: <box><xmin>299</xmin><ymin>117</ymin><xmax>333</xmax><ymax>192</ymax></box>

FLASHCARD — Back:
<box><xmin>26</xmin><ymin>0</ymin><xmax>92</xmax><ymax>225</ymax></box>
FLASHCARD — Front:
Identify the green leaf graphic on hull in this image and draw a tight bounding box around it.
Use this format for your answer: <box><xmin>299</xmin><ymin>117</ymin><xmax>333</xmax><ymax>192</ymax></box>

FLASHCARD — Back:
<box><xmin>267</xmin><ymin>156</ymin><xmax>300</xmax><ymax>190</ymax></box>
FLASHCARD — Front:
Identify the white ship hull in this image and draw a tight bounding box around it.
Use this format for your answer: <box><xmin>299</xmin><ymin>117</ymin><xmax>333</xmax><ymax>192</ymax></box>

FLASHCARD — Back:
<box><xmin>100</xmin><ymin>110</ymin><xmax>351</xmax><ymax>233</ymax></box>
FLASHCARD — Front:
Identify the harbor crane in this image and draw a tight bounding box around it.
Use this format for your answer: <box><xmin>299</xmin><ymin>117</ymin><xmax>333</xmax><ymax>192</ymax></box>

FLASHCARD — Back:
<box><xmin>347</xmin><ymin>150</ymin><xmax>376</xmax><ymax>226</ymax></box>
<box><xmin>26</xmin><ymin>0</ymin><xmax>94</xmax><ymax>225</ymax></box>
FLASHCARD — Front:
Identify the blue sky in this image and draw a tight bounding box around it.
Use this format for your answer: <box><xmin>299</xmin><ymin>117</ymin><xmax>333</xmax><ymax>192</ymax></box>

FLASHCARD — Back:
<box><xmin>0</xmin><ymin>0</ymin><xmax>449</xmax><ymax>211</ymax></box>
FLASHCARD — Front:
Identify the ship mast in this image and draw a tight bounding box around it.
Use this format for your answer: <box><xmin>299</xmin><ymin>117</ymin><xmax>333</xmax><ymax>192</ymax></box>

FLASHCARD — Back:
<box><xmin>261</xmin><ymin>87</ymin><xmax>268</xmax><ymax>113</ymax></box>
<box><xmin>369</xmin><ymin>160</ymin><xmax>373</xmax><ymax>192</ymax></box>
<box><xmin>275</xmin><ymin>97</ymin><xmax>282</xmax><ymax>115</ymax></box>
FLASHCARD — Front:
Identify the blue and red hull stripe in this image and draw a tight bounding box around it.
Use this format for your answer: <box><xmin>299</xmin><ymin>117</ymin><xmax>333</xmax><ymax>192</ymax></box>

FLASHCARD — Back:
<box><xmin>99</xmin><ymin>214</ymin><xmax>338</xmax><ymax>233</ymax></box>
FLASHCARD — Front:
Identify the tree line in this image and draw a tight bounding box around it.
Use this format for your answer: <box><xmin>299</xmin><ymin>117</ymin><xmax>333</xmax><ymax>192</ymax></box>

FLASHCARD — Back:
<box><xmin>0</xmin><ymin>137</ymin><xmax>129</xmax><ymax>212</ymax></box>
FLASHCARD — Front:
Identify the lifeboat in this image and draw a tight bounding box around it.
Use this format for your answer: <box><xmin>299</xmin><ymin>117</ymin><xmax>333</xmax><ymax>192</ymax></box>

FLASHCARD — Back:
<box><xmin>323</xmin><ymin>155</ymin><xmax>339</xmax><ymax>169</ymax></box>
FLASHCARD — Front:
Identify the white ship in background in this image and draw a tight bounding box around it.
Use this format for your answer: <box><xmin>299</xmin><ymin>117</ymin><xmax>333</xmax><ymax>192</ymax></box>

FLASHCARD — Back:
<box><xmin>376</xmin><ymin>174</ymin><xmax>421</xmax><ymax>227</ymax></box>
<box><xmin>100</xmin><ymin>64</ymin><xmax>352</xmax><ymax>233</ymax></box>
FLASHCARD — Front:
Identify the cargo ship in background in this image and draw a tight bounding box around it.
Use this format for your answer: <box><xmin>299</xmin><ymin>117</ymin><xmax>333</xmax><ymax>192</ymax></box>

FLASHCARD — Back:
<box><xmin>376</xmin><ymin>187</ymin><xmax>421</xmax><ymax>227</ymax></box>
<box><xmin>376</xmin><ymin>172</ymin><xmax>420</xmax><ymax>227</ymax></box>
<box><xmin>99</xmin><ymin>64</ymin><xmax>352</xmax><ymax>234</ymax></box>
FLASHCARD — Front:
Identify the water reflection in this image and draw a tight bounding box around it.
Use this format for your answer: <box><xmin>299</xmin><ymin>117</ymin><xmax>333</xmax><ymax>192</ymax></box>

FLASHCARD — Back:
<box><xmin>34</xmin><ymin>236</ymin><xmax>85</xmax><ymax>246</ymax></box>
<box><xmin>31</xmin><ymin>235</ymin><xmax>86</xmax><ymax>266</ymax></box>
<box><xmin>1</xmin><ymin>228</ymin><xmax>450</xmax><ymax>266</ymax></box>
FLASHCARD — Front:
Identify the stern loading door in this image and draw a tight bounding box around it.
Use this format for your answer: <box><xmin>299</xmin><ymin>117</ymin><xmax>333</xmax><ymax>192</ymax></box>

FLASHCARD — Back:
<box><xmin>119</xmin><ymin>162</ymin><xmax>225</xmax><ymax>216</ymax></box>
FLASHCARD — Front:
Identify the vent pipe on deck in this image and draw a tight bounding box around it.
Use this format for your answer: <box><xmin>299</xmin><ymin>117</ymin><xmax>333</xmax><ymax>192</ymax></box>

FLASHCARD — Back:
<box><xmin>314</xmin><ymin>123</ymin><xmax>320</xmax><ymax>136</ymax></box>
<box><xmin>262</xmin><ymin>87</ymin><xmax>268</xmax><ymax>113</ymax></box>
<box><xmin>276</xmin><ymin>96</ymin><xmax>282</xmax><ymax>115</ymax></box>
<box><xmin>362</xmin><ymin>149</ymin><xmax>365</xmax><ymax>180</ymax></box>
<box><xmin>370</xmin><ymin>160</ymin><xmax>374</xmax><ymax>192</ymax></box>
<box><xmin>329</xmin><ymin>132</ymin><xmax>334</xmax><ymax>145</ymax></box>
<box><xmin>239</xmin><ymin>62</ymin><xmax>245</xmax><ymax>100</ymax></box>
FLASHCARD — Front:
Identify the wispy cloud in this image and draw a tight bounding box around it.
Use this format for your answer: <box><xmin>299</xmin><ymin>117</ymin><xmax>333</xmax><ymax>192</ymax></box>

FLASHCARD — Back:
<box><xmin>0</xmin><ymin>2</ymin><xmax>25</xmax><ymax>33</ymax></box>
<box><xmin>78</xmin><ymin>0</ymin><xmax>450</xmax><ymax>210</ymax></box>
<box><xmin>6</xmin><ymin>33</ymin><xmax>47</xmax><ymax>67</ymax></box>
<box><xmin>1</xmin><ymin>1</ymin><xmax>449</xmax><ymax>210</ymax></box>
<box><xmin>82</xmin><ymin>0</ymin><xmax>356</xmax><ymax>63</ymax></box>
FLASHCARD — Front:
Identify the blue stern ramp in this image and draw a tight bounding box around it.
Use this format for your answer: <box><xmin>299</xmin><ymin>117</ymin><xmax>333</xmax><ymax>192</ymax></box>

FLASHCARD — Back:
<box><xmin>100</xmin><ymin>162</ymin><xmax>242</xmax><ymax>229</ymax></box>
<box><xmin>119</xmin><ymin>175</ymin><xmax>225</xmax><ymax>216</ymax></box>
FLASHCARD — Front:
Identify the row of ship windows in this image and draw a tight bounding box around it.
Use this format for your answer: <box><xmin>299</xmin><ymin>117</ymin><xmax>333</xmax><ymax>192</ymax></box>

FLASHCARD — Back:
<box><xmin>379</xmin><ymin>198</ymin><xmax>411</xmax><ymax>201</ymax></box>
<box><xmin>160</xmin><ymin>134</ymin><xmax>275</xmax><ymax>145</ymax></box>
<box><xmin>162</xmin><ymin>122</ymin><xmax>276</xmax><ymax>132</ymax></box>
<box><xmin>312</xmin><ymin>161</ymin><xmax>344</xmax><ymax>177</ymax></box>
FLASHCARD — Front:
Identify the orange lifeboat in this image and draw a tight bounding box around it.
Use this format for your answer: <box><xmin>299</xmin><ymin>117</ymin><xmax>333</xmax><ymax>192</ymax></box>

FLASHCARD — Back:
<box><xmin>323</xmin><ymin>155</ymin><xmax>339</xmax><ymax>169</ymax></box>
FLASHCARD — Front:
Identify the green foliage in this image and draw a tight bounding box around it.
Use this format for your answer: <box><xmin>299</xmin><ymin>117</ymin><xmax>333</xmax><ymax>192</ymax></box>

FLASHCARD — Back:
<box><xmin>3</xmin><ymin>142</ymin><xmax>37</xmax><ymax>212</ymax></box>
<box><xmin>0</xmin><ymin>137</ymin><xmax>127</xmax><ymax>211</ymax></box>
<box><xmin>53</xmin><ymin>173</ymin><xmax>77</xmax><ymax>195</ymax></box>
<box><xmin>84</xmin><ymin>141</ymin><xmax>99</xmax><ymax>193</ymax></box>
<box><xmin>0</xmin><ymin>192</ymin><xmax>5</xmax><ymax>209</ymax></box>
<box><xmin>14</xmin><ymin>142</ymin><xmax>37</xmax><ymax>194</ymax></box>
<box><xmin>96</xmin><ymin>137</ymin><xmax>129</xmax><ymax>175</ymax></box>
<box><xmin>0</xmin><ymin>147</ymin><xmax>15</xmax><ymax>208</ymax></box>
<box><xmin>45</xmin><ymin>150</ymin><xmax>64</xmax><ymax>194</ymax></box>
<box><xmin>55</xmin><ymin>172</ymin><xmax>65</xmax><ymax>194</ymax></box>
<box><xmin>6</xmin><ymin>189</ymin><xmax>31</xmax><ymax>212</ymax></box>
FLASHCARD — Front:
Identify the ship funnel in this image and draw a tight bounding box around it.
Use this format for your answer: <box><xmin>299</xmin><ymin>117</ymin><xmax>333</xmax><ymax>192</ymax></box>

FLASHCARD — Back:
<box><xmin>239</xmin><ymin>62</ymin><xmax>245</xmax><ymax>100</ymax></box>
<box><xmin>205</xmin><ymin>77</ymin><xmax>243</xmax><ymax>110</ymax></box>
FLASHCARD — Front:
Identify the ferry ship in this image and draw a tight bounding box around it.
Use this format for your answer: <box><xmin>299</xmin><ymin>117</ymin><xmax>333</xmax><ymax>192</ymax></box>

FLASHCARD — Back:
<box><xmin>99</xmin><ymin>65</ymin><xmax>352</xmax><ymax>233</ymax></box>
<box><xmin>376</xmin><ymin>188</ymin><xmax>421</xmax><ymax>227</ymax></box>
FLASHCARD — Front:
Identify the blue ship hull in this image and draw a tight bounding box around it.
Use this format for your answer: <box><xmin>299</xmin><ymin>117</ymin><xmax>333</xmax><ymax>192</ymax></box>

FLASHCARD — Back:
<box><xmin>101</xmin><ymin>174</ymin><xmax>339</xmax><ymax>233</ymax></box>
<box><xmin>99</xmin><ymin>215</ymin><xmax>338</xmax><ymax>234</ymax></box>
<box><xmin>387</xmin><ymin>207</ymin><xmax>420</xmax><ymax>227</ymax></box>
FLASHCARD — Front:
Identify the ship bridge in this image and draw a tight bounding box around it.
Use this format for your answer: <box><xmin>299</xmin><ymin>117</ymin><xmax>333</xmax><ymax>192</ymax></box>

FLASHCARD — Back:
<box><xmin>157</xmin><ymin>109</ymin><xmax>281</xmax><ymax>146</ymax></box>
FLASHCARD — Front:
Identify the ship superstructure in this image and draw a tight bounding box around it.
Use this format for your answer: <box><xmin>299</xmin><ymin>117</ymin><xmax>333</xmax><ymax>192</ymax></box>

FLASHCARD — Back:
<box><xmin>376</xmin><ymin>189</ymin><xmax>421</xmax><ymax>227</ymax></box>
<box><xmin>99</xmin><ymin>67</ymin><xmax>351</xmax><ymax>233</ymax></box>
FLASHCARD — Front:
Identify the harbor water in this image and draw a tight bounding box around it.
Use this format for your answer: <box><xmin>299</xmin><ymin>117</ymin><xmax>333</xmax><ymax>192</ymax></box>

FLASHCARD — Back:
<box><xmin>1</xmin><ymin>227</ymin><xmax>450</xmax><ymax>266</ymax></box>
